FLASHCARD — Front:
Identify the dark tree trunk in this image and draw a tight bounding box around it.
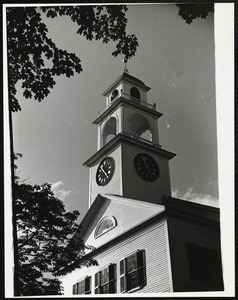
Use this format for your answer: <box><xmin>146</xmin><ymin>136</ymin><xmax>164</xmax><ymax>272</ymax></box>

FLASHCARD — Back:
<box><xmin>7</xmin><ymin>50</ymin><xmax>20</xmax><ymax>297</ymax></box>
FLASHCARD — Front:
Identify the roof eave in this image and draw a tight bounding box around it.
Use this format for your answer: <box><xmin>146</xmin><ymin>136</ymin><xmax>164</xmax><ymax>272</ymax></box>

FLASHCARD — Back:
<box><xmin>102</xmin><ymin>74</ymin><xmax>151</xmax><ymax>96</ymax></box>
<box><xmin>83</xmin><ymin>133</ymin><xmax>176</xmax><ymax>167</ymax></box>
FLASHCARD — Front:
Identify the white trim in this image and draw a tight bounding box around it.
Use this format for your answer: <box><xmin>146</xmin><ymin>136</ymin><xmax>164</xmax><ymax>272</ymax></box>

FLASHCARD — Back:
<box><xmin>102</xmin><ymin>193</ymin><xmax>165</xmax><ymax>211</ymax></box>
<box><xmin>164</xmin><ymin>221</ymin><xmax>174</xmax><ymax>292</ymax></box>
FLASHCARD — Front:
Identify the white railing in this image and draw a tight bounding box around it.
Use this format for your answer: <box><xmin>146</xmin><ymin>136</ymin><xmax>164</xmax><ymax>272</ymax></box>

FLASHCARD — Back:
<box><xmin>129</xmin><ymin>131</ymin><xmax>162</xmax><ymax>148</ymax></box>
<box><xmin>97</xmin><ymin>91</ymin><xmax>157</xmax><ymax>117</ymax></box>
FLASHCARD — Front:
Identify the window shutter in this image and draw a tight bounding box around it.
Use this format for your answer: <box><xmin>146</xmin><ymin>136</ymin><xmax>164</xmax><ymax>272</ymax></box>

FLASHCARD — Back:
<box><xmin>186</xmin><ymin>243</ymin><xmax>224</xmax><ymax>290</ymax></box>
<box><xmin>137</xmin><ymin>250</ymin><xmax>146</xmax><ymax>287</ymax></box>
<box><xmin>72</xmin><ymin>283</ymin><xmax>77</xmax><ymax>295</ymax></box>
<box><xmin>109</xmin><ymin>264</ymin><xmax>116</xmax><ymax>293</ymax></box>
<box><xmin>120</xmin><ymin>259</ymin><xmax>126</xmax><ymax>292</ymax></box>
<box><xmin>85</xmin><ymin>276</ymin><xmax>91</xmax><ymax>294</ymax></box>
<box><xmin>109</xmin><ymin>263</ymin><xmax>116</xmax><ymax>280</ymax></box>
<box><xmin>95</xmin><ymin>271</ymin><xmax>101</xmax><ymax>294</ymax></box>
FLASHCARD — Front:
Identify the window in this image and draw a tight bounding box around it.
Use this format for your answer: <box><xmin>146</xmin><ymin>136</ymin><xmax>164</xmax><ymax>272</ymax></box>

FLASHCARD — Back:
<box><xmin>95</xmin><ymin>216</ymin><xmax>117</xmax><ymax>238</ymax></box>
<box><xmin>186</xmin><ymin>243</ymin><xmax>224</xmax><ymax>290</ymax></box>
<box><xmin>111</xmin><ymin>89</ymin><xmax>119</xmax><ymax>102</ymax></box>
<box><xmin>102</xmin><ymin>117</ymin><xmax>117</xmax><ymax>146</ymax></box>
<box><xmin>129</xmin><ymin>113</ymin><xmax>152</xmax><ymax>142</ymax></box>
<box><xmin>72</xmin><ymin>276</ymin><xmax>91</xmax><ymax>294</ymax></box>
<box><xmin>120</xmin><ymin>250</ymin><xmax>146</xmax><ymax>293</ymax></box>
<box><xmin>130</xmin><ymin>87</ymin><xmax>141</xmax><ymax>100</ymax></box>
<box><xmin>95</xmin><ymin>264</ymin><xmax>117</xmax><ymax>294</ymax></box>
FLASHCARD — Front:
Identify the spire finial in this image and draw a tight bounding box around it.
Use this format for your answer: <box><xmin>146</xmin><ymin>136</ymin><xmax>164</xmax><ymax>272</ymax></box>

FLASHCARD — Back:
<box><xmin>122</xmin><ymin>58</ymin><xmax>129</xmax><ymax>74</ymax></box>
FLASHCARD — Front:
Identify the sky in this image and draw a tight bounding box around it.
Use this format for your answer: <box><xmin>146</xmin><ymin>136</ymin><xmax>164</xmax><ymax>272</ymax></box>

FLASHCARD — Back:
<box><xmin>12</xmin><ymin>4</ymin><xmax>219</xmax><ymax>222</ymax></box>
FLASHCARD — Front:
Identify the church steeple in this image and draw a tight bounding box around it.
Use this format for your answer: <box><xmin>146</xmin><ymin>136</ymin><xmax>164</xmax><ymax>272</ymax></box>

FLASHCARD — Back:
<box><xmin>95</xmin><ymin>72</ymin><xmax>162</xmax><ymax>150</ymax></box>
<box><xmin>84</xmin><ymin>72</ymin><xmax>176</xmax><ymax>207</ymax></box>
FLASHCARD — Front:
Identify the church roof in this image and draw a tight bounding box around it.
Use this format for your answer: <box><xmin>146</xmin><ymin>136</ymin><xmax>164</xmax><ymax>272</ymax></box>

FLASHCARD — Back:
<box><xmin>102</xmin><ymin>72</ymin><xmax>151</xmax><ymax>96</ymax></box>
<box><xmin>122</xmin><ymin>72</ymin><xmax>146</xmax><ymax>86</ymax></box>
<box><xmin>71</xmin><ymin>193</ymin><xmax>220</xmax><ymax>252</ymax></box>
<box><xmin>59</xmin><ymin>195</ymin><xmax>220</xmax><ymax>275</ymax></box>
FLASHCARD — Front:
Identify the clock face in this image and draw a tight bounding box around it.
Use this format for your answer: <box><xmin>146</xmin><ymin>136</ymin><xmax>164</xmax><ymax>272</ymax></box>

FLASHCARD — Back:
<box><xmin>96</xmin><ymin>157</ymin><xmax>115</xmax><ymax>186</ymax></box>
<box><xmin>134</xmin><ymin>153</ymin><xmax>160</xmax><ymax>182</ymax></box>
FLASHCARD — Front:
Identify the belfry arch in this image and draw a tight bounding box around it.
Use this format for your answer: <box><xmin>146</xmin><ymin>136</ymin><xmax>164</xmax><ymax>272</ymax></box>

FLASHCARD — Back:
<box><xmin>111</xmin><ymin>89</ymin><xmax>119</xmax><ymax>102</ymax></box>
<box><xmin>101</xmin><ymin>116</ymin><xmax>118</xmax><ymax>146</ymax></box>
<box><xmin>129</xmin><ymin>113</ymin><xmax>152</xmax><ymax>142</ymax></box>
<box><xmin>130</xmin><ymin>87</ymin><xmax>141</xmax><ymax>100</ymax></box>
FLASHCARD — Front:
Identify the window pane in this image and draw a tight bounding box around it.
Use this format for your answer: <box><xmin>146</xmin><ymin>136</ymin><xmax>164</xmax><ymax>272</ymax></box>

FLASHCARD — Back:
<box><xmin>127</xmin><ymin>271</ymin><xmax>139</xmax><ymax>291</ymax></box>
<box><xmin>101</xmin><ymin>267</ymin><xmax>109</xmax><ymax>285</ymax></box>
<box><xmin>120</xmin><ymin>276</ymin><xmax>125</xmax><ymax>293</ymax></box>
<box><xmin>101</xmin><ymin>284</ymin><xmax>109</xmax><ymax>294</ymax></box>
<box><xmin>120</xmin><ymin>260</ymin><xmax>125</xmax><ymax>275</ymax></box>
<box><xmin>126</xmin><ymin>253</ymin><xmax>137</xmax><ymax>273</ymax></box>
<box><xmin>95</xmin><ymin>272</ymin><xmax>100</xmax><ymax>287</ymax></box>
<box><xmin>77</xmin><ymin>280</ymin><xmax>85</xmax><ymax>294</ymax></box>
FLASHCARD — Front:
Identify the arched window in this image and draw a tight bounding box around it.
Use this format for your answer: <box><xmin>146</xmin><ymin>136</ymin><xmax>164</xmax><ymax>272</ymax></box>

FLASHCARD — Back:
<box><xmin>102</xmin><ymin>117</ymin><xmax>117</xmax><ymax>146</ymax></box>
<box><xmin>130</xmin><ymin>114</ymin><xmax>152</xmax><ymax>142</ymax></box>
<box><xmin>111</xmin><ymin>89</ymin><xmax>119</xmax><ymax>102</ymax></box>
<box><xmin>95</xmin><ymin>216</ymin><xmax>117</xmax><ymax>238</ymax></box>
<box><xmin>130</xmin><ymin>87</ymin><xmax>141</xmax><ymax>100</ymax></box>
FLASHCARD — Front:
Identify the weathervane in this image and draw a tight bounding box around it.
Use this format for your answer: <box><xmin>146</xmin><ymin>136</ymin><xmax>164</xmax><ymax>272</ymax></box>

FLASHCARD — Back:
<box><xmin>123</xmin><ymin>58</ymin><xmax>129</xmax><ymax>74</ymax></box>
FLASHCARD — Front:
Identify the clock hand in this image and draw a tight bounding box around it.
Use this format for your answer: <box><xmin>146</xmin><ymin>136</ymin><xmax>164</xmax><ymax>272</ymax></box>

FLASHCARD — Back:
<box><xmin>100</xmin><ymin>165</ymin><xmax>109</xmax><ymax>178</ymax></box>
<box><xmin>141</xmin><ymin>156</ymin><xmax>151</xmax><ymax>173</ymax></box>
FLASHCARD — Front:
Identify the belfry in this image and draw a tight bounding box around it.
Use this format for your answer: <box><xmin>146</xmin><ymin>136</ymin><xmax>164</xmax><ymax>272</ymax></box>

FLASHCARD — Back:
<box><xmin>84</xmin><ymin>70</ymin><xmax>175</xmax><ymax>207</ymax></box>
<box><xmin>60</xmin><ymin>70</ymin><xmax>224</xmax><ymax>295</ymax></box>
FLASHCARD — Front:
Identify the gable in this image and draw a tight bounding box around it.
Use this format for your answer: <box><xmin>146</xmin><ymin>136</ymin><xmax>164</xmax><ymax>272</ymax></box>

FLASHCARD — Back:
<box><xmin>79</xmin><ymin>194</ymin><xmax>165</xmax><ymax>249</ymax></box>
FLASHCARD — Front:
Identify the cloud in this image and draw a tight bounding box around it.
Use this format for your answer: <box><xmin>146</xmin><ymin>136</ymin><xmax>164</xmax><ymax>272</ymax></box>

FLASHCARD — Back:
<box><xmin>51</xmin><ymin>181</ymin><xmax>71</xmax><ymax>201</ymax></box>
<box><xmin>172</xmin><ymin>187</ymin><xmax>219</xmax><ymax>207</ymax></box>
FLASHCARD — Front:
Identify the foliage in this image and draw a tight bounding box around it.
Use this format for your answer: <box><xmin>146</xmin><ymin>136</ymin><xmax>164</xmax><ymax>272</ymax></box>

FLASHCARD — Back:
<box><xmin>14</xmin><ymin>177</ymin><xmax>96</xmax><ymax>295</ymax></box>
<box><xmin>176</xmin><ymin>4</ymin><xmax>214</xmax><ymax>24</ymax></box>
<box><xmin>7</xmin><ymin>5</ymin><xmax>138</xmax><ymax>112</ymax></box>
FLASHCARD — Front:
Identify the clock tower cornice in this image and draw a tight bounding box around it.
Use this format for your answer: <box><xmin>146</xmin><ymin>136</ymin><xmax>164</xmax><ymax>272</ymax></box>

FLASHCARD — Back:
<box><xmin>93</xmin><ymin>96</ymin><xmax>163</xmax><ymax>125</ymax></box>
<box><xmin>83</xmin><ymin>133</ymin><xmax>176</xmax><ymax>167</ymax></box>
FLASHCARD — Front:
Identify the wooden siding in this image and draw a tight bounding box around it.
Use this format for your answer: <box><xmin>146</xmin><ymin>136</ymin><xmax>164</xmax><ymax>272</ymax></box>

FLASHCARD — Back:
<box><xmin>60</xmin><ymin>219</ymin><xmax>173</xmax><ymax>295</ymax></box>
<box><xmin>167</xmin><ymin>218</ymin><xmax>223</xmax><ymax>292</ymax></box>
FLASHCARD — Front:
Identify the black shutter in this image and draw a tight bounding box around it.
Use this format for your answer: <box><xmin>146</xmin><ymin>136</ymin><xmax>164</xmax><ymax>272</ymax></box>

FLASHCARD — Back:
<box><xmin>137</xmin><ymin>250</ymin><xmax>146</xmax><ymax>287</ymax></box>
<box><xmin>85</xmin><ymin>276</ymin><xmax>91</xmax><ymax>294</ymax></box>
<box><xmin>72</xmin><ymin>283</ymin><xmax>77</xmax><ymax>295</ymax></box>
<box><xmin>109</xmin><ymin>264</ymin><xmax>116</xmax><ymax>293</ymax></box>
<box><xmin>186</xmin><ymin>243</ymin><xmax>224</xmax><ymax>290</ymax></box>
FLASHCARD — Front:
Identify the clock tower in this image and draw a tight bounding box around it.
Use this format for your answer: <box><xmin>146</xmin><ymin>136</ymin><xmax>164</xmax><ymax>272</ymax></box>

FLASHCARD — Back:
<box><xmin>61</xmin><ymin>68</ymin><xmax>224</xmax><ymax>296</ymax></box>
<box><xmin>83</xmin><ymin>71</ymin><xmax>176</xmax><ymax>207</ymax></box>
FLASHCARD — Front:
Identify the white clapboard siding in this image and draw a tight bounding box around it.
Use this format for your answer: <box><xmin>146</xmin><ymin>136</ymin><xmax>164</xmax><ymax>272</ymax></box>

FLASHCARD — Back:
<box><xmin>61</xmin><ymin>218</ymin><xmax>173</xmax><ymax>295</ymax></box>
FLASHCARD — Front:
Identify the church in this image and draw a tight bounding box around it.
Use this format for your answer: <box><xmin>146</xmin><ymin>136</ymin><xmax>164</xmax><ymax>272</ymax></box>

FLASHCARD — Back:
<box><xmin>59</xmin><ymin>70</ymin><xmax>224</xmax><ymax>295</ymax></box>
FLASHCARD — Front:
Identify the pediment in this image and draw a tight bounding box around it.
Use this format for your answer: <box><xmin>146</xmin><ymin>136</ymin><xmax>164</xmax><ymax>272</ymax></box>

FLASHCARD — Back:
<box><xmin>78</xmin><ymin>194</ymin><xmax>165</xmax><ymax>249</ymax></box>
